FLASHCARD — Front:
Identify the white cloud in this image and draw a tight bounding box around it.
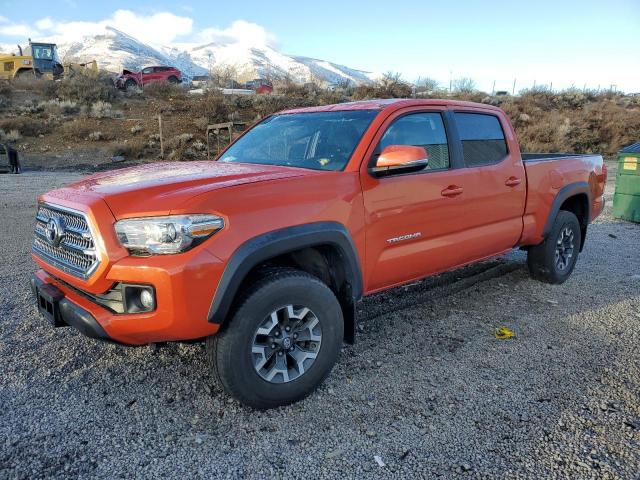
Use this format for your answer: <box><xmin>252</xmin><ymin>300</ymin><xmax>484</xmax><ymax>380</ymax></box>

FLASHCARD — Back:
<box><xmin>0</xmin><ymin>15</ymin><xmax>9</xmax><ymax>24</ymax></box>
<box><xmin>196</xmin><ymin>20</ymin><xmax>277</xmax><ymax>48</ymax></box>
<box><xmin>35</xmin><ymin>17</ymin><xmax>54</xmax><ymax>30</ymax></box>
<box><xmin>0</xmin><ymin>23</ymin><xmax>40</xmax><ymax>38</ymax></box>
<box><xmin>1</xmin><ymin>10</ymin><xmax>195</xmax><ymax>46</ymax></box>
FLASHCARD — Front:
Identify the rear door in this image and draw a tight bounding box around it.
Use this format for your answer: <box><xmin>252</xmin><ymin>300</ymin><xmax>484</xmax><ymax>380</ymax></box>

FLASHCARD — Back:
<box><xmin>449</xmin><ymin>110</ymin><xmax>526</xmax><ymax>258</ymax></box>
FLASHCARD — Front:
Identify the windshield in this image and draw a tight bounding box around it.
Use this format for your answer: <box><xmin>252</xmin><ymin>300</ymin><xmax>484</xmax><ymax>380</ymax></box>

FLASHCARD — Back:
<box><xmin>219</xmin><ymin>110</ymin><xmax>378</xmax><ymax>171</ymax></box>
<box><xmin>31</xmin><ymin>44</ymin><xmax>60</xmax><ymax>63</ymax></box>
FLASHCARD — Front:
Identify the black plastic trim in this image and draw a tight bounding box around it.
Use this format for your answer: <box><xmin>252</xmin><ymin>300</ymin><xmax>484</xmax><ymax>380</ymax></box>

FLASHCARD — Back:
<box><xmin>542</xmin><ymin>181</ymin><xmax>591</xmax><ymax>238</ymax></box>
<box><xmin>31</xmin><ymin>275</ymin><xmax>113</xmax><ymax>342</ymax></box>
<box><xmin>58</xmin><ymin>299</ymin><xmax>112</xmax><ymax>341</ymax></box>
<box><xmin>207</xmin><ymin>222</ymin><xmax>363</xmax><ymax>324</ymax></box>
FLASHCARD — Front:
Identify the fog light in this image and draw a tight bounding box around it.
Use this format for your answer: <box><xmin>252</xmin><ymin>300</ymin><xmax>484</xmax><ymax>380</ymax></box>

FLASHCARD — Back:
<box><xmin>140</xmin><ymin>289</ymin><xmax>154</xmax><ymax>309</ymax></box>
<box><xmin>122</xmin><ymin>285</ymin><xmax>156</xmax><ymax>313</ymax></box>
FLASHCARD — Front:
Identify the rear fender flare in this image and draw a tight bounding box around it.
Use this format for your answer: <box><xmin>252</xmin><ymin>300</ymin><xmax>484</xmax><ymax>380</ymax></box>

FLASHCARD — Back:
<box><xmin>542</xmin><ymin>181</ymin><xmax>591</xmax><ymax>240</ymax></box>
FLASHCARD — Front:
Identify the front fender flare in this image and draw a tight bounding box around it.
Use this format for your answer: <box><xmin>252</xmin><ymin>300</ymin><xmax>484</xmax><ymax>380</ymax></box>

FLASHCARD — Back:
<box><xmin>207</xmin><ymin>222</ymin><xmax>363</xmax><ymax>325</ymax></box>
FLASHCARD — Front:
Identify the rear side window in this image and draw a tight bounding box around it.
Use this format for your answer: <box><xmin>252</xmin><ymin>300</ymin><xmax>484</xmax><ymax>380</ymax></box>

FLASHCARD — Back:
<box><xmin>378</xmin><ymin>113</ymin><xmax>450</xmax><ymax>170</ymax></box>
<box><xmin>454</xmin><ymin>113</ymin><xmax>508</xmax><ymax>167</ymax></box>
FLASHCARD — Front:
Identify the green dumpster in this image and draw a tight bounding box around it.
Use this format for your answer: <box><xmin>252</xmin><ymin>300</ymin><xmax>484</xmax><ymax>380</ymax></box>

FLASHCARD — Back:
<box><xmin>612</xmin><ymin>142</ymin><xmax>640</xmax><ymax>223</ymax></box>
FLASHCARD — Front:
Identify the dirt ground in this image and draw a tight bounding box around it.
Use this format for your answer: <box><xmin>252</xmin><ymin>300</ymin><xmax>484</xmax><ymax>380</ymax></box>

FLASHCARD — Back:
<box><xmin>0</xmin><ymin>161</ymin><xmax>638</xmax><ymax>479</ymax></box>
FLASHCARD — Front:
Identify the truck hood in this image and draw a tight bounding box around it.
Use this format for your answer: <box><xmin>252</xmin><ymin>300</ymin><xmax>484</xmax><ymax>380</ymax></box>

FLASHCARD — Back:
<box><xmin>57</xmin><ymin>161</ymin><xmax>315</xmax><ymax>218</ymax></box>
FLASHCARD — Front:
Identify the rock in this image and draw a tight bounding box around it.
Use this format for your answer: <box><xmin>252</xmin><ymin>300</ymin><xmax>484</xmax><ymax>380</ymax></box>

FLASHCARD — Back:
<box><xmin>111</xmin><ymin>155</ymin><xmax>126</xmax><ymax>163</ymax></box>
<box><xmin>325</xmin><ymin>449</ymin><xmax>344</xmax><ymax>459</ymax></box>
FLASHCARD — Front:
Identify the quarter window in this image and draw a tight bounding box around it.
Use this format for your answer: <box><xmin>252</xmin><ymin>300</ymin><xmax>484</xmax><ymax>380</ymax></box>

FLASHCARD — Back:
<box><xmin>454</xmin><ymin>113</ymin><xmax>508</xmax><ymax>167</ymax></box>
<box><xmin>377</xmin><ymin>112</ymin><xmax>450</xmax><ymax>170</ymax></box>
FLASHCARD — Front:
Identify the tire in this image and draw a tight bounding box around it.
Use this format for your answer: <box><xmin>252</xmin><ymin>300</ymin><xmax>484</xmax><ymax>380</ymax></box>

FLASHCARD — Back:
<box><xmin>14</xmin><ymin>69</ymin><xmax>35</xmax><ymax>79</ymax></box>
<box><xmin>207</xmin><ymin>268</ymin><xmax>343</xmax><ymax>409</ymax></box>
<box><xmin>527</xmin><ymin>210</ymin><xmax>581</xmax><ymax>284</ymax></box>
<box><xmin>125</xmin><ymin>79</ymin><xmax>138</xmax><ymax>91</ymax></box>
<box><xmin>167</xmin><ymin>76</ymin><xmax>179</xmax><ymax>84</ymax></box>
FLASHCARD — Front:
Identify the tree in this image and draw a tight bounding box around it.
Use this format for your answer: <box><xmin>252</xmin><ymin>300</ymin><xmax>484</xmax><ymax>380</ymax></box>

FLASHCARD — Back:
<box><xmin>452</xmin><ymin>77</ymin><xmax>477</xmax><ymax>94</ymax></box>
<box><xmin>415</xmin><ymin>76</ymin><xmax>440</xmax><ymax>93</ymax></box>
<box><xmin>378</xmin><ymin>71</ymin><xmax>412</xmax><ymax>98</ymax></box>
<box><xmin>210</xmin><ymin>64</ymin><xmax>238</xmax><ymax>88</ymax></box>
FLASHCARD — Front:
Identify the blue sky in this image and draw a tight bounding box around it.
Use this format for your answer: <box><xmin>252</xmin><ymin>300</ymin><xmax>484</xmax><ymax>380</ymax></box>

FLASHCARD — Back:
<box><xmin>1</xmin><ymin>0</ymin><xmax>639</xmax><ymax>92</ymax></box>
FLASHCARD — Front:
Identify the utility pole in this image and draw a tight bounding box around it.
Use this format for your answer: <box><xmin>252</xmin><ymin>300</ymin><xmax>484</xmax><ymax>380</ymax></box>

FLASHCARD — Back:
<box><xmin>491</xmin><ymin>80</ymin><xmax>496</xmax><ymax>95</ymax></box>
<box><xmin>512</xmin><ymin>78</ymin><xmax>516</xmax><ymax>95</ymax></box>
<box><xmin>549</xmin><ymin>81</ymin><xmax>553</xmax><ymax>92</ymax></box>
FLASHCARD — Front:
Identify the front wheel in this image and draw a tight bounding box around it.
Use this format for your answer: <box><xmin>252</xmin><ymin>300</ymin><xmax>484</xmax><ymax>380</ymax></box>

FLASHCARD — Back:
<box><xmin>527</xmin><ymin>210</ymin><xmax>582</xmax><ymax>284</ymax></box>
<box><xmin>207</xmin><ymin>268</ymin><xmax>344</xmax><ymax>409</ymax></box>
<box><xmin>125</xmin><ymin>79</ymin><xmax>138</xmax><ymax>91</ymax></box>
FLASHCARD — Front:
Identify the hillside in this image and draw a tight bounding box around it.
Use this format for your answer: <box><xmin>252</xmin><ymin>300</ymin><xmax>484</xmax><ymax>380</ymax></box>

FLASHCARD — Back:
<box><xmin>2</xmin><ymin>27</ymin><xmax>377</xmax><ymax>85</ymax></box>
<box><xmin>0</xmin><ymin>74</ymin><xmax>638</xmax><ymax>172</ymax></box>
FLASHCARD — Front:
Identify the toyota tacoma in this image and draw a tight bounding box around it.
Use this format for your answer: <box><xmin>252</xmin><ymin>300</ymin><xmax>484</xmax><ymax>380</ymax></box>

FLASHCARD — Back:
<box><xmin>31</xmin><ymin>99</ymin><xmax>606</xmax><ymax>409</ymax></box>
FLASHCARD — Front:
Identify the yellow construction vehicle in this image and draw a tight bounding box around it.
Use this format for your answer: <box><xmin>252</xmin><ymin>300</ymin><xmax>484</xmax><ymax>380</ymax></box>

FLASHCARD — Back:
<box><xmin>0</xmin><ymin>39</ymin><xmax>98</xmax><ymax>81</ymax></box>
<box><xmin>0</xmin><ymin>40</ymin><xmax>64</xmax><ymax>80</ymax></box>
<box><xmin>63</xmin><ymin>60</ymin><xmax>99</xmax><ymax>77</ymax></box>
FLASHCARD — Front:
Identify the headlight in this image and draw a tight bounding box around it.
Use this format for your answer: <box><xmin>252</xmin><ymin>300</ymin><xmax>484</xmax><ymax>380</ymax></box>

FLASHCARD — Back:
<box><xmin>114</xmin><ymin>214</ymin><xmax>224</xmax><ymax>255</ymax></box>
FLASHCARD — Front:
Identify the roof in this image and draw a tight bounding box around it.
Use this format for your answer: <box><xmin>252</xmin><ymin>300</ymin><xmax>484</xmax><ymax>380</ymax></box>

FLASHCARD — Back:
<box><xmin>620</xmin><ymin>142</ymin><xmax>640</xmax><ymax>153</ymax></box>
<box><xmin>279</xmin><ymin>98</ymin><xmax>502</xmax><ymax>115</ymax></box>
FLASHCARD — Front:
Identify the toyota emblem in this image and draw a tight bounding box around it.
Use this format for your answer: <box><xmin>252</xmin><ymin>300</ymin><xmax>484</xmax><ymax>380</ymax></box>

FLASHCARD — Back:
<box><xmin>44</xmin><ymin>217</ymin><xmax>64</xmax><ymax>247</ymax></box>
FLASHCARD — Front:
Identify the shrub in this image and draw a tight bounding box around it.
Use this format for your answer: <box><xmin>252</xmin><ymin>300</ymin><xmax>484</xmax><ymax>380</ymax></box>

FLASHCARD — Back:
<box><xmin>54</xmin><ymin>71</ymin><xmax>116</xmax><ymax>104</ymax></box>
<box><xmin>0</xmin><ymin>117</ymin><xmax>49</xmax><ymax>137</ymax></box>
<box><xmin>193</xmin><ymin>117</ymin><xmax>209</xmax><ymax>131</ymax></box>
<box><xmin>88</xmin><ymin>131</ymin><xmax>105</xmax><ymax>141</ymax></box>
<box><xmin>90</xmin><ymin>101</ymin><xmax>113</xmax><ymax>118</ymax></box>
<box><xmin>353</xmin><ymin>72</ymin><xmax>412</xmax><ymax>100</ymax></box>
<box><xmin>195</xmin><ymin>90</ymin><xmax>230</xmax><ymax>121</ymax></box>
<box><xmin>130</xmin><ymin>124</ymin><xmax>143</xmax><ymax>135</ymax></box>
<box><xmin>5</xmin><ymin>130</ymin><xmax>21</xmax><ymax>141</ymax></box>
<box><xmin>168</xmin><ymin>133</ymin><xmax>193</xmax><ymax>149</ymax></box>
<box><xmin>142</xmin><ymin>82</ymin><xmax>186</xmax><ymax>100</ymax></box>
<box><xmin>111</xmin><ymin>138</ymin><xmax>147</xmax><ymax>159</ymax></box>
<box><xmin>11</xmin><ymin>76</ymin><xmax>58</xmax><ymax>96</ymax></box>
<box><xmin>38</xmin><ymin>99</ymin><xmax>80</xmax><ymax>115</ymax></box>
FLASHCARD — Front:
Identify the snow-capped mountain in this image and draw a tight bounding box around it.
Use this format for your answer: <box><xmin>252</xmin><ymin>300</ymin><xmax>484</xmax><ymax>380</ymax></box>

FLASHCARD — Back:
<box><xmin>11</xmin><ymin>27</ymin><xmax>377</xmax><ymax>85</ymax></box>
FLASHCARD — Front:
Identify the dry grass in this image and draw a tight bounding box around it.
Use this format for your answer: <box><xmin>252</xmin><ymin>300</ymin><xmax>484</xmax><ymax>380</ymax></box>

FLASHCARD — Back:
<box><xmin>0</xmin><ymin>117</ymin><xmax>50</xmax><ymax>137</ymax></box>
<box><xmin>4</xmin><ymin>69</ymin><xmax>639</xmax><ymax>160</ymax></box>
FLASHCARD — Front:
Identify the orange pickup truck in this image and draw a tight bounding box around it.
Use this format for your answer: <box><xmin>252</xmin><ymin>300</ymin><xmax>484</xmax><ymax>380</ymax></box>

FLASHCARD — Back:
<box><xmin>31</xmin><ymin>99</ymin><xmax>606</xmax><ymax>408</ymax></box>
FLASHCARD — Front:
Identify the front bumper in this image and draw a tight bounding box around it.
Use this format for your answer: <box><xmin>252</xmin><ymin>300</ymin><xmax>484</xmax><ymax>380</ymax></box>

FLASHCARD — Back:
<box><xmin>31</xmin><ymin>245</ymin><xmax>225</xmax><ymax>345</ymax></box>
<box><xmin>31</xmin><ymin>276</ymin><xmax>112</xmax><ymax>342</ymax></box>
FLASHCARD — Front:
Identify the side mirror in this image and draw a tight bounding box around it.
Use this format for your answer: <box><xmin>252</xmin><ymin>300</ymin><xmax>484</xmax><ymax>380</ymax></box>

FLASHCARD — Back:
<box><xmin>371</xmin><ymin>145</ymin><xmax>429</xmax><ymax>177</ymax></box>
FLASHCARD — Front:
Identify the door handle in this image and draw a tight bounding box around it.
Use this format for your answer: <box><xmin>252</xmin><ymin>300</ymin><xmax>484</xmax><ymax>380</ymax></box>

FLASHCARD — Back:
<box><xmin>505</xmin><ymin>177</ymin><xmax>522</xmax><ymax>187</ymax></box>
<box><xmin>441</xmin><ymin>185</ymin><xmax>464</xmax><ymax>197</ymax></box>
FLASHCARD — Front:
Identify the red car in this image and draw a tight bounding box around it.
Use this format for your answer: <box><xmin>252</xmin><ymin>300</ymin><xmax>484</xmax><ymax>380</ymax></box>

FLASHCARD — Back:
<box><xmin>115</xmin><ymin>65</ymin><xmax>182</xmax><ymax>90</ymax></box>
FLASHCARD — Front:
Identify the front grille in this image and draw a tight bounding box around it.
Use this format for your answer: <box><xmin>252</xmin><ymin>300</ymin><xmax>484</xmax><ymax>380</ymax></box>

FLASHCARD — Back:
<box><xmin>32</xmin><ymin>204</ymin><xmax>99</xmax><ymax>279</ymax></box>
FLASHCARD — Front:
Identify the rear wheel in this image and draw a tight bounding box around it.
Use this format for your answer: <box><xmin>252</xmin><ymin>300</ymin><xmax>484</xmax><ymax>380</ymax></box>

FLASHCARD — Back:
<box><xmin>206</xmin><ymin>268</ymin><xmax>343</xmax><ymax>409</ymax></box>
<box><xmin>527</xmin><ymin>210</ymin><xmax>581</xmax><ymax>284</ymax></box>
<box><xmin>167</xmin><ymin>76</ymin><xmax>179</xmax><ymax>84</ymax></box>
<box><xmin>14</xmin><ymin>69</ymin><xmax>35</xmax><ymax>79</ymax></box>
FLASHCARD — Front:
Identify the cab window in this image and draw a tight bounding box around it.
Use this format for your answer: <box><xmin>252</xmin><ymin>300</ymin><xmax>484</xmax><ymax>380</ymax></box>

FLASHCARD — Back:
<box><xmin>377</xmin><ymin>112</ymin><xmax>450</xmax><ymax>170</ymax></box>
<box><xmin>454</xmin><ymin>113</ymin><xmax>508</xmax><ymax>167</ymax></box>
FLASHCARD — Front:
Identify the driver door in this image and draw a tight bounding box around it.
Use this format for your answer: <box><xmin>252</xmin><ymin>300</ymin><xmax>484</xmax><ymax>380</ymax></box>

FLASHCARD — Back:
<box><xmin>360</xmin><ymin>108</ymin><xmax>473</xmax><ymax>291</ymax></box>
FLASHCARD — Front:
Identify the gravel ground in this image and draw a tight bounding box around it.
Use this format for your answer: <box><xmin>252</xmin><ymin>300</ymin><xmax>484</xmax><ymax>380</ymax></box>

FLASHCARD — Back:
<box><xmin>1</xmin><ymin>169</ymin><xmax>638</xmax><ymax>479</ymax></box>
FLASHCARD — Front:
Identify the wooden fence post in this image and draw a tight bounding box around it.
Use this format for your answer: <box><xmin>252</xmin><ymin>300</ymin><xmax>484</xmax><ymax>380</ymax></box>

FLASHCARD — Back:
<box><xmin>158</xmin><ymin>114</ymin><xmax>164</xmax><ymax>159</ymax></box>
